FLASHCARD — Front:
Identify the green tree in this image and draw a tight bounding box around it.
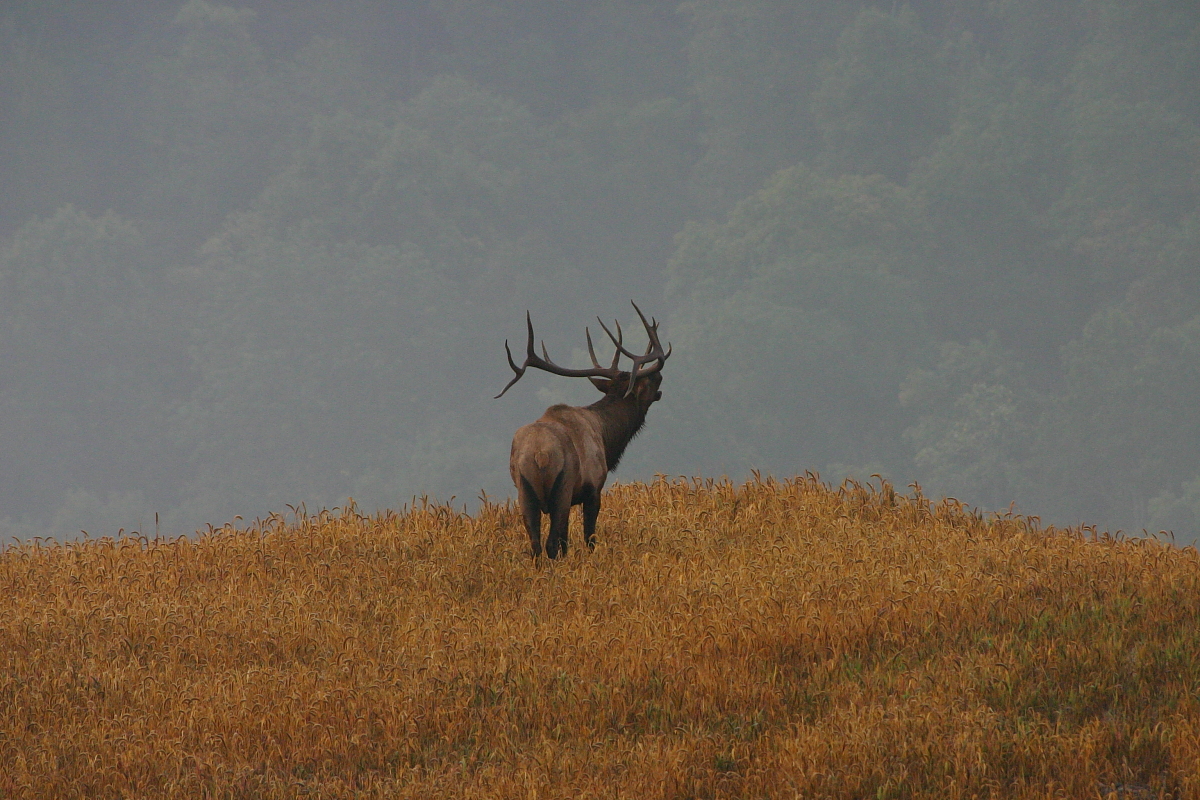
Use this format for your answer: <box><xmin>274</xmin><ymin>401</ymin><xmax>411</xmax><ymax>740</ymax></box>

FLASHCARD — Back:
<box><xmin>1029</xmin><ymin>277</ymin><xmax>1200</xmax><ymax>530</ymax></box>
<box><xmin>812</xmin><ymin>5</ymin><xmax>959</xmax><ymax>182</ymax></box>
<box><xmin>238</xmin><ymin>77</ymin><xmax>546</xmax><ymax>258</ymax></box>
<box><xmin>138</xmin><ymin>0</ymin><xmax>293</xmax><ymax>252</ymax></box>
<box><xmin>429</xmin><ymin>0</ymin><xmax>587</xmax><ymax>116</ymax></box>
<box><xmin>1047</xmin><ymin>0</ymin><xmax>1200</xmax><ymax>284</ymax></box>
<box><xmin>546</xmin><ymin>97</ymin><xmax>699</xmax><ymax>283</ymax></box>
<box><xmin>1148</xmin><ymin>475</ymin><xmax>1200</xmax><ymax>546</ymax></box>
<box><xmin>907</xmin><ymin>69</ymin><xmax>1086</xmax><ymax>369</ymax></box>
<box><xmin>577</xmin><ymin>0</ymin><xmax>689</xmax><ymax>104</ymax></box>
<box><xmin>681</xmin><ymin>0</ymin><xmax>860</xmax><ymax>211</ymax></box>
<box><xmin>0</xmin><ymin>207</ymin><xmax>189</xmax><ymax>522</ymax></box>
<box><xmin>662</xmin><ymin>165</ymin><xmax>930</xmax><ymax>478</ymax></box>
<box><xmin>175</xmin><ymin>234</ymin><xmax>514</xmax><ymax>524</ymax></box>
<box><xmin>901</xmin><ymin>336</ymin><xmax>1041</xmax><ymax>511</ymax></box>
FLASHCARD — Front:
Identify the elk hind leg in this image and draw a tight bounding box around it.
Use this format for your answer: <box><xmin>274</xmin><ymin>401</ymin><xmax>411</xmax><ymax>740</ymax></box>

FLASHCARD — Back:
<box><xmin>546</xmin><ymin>499</ymin><xmax>571</xmax><ymax>559</ymax></box>
<box><xmin>545</xmin><ymin>474</ymin><xmax>572</xmax><ymax>559</ymax></box>
<box><xmin>518</xmin><ymin>477</ymin><xmax>543</xmax><ymax>558</ymax></box>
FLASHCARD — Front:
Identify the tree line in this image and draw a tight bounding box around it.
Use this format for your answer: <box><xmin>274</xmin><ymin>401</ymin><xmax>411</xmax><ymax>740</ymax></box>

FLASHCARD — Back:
<box><xmin>1</xmin><ymin>0</ymin><xmax>1197</xmax><ymax>541</ymax></box>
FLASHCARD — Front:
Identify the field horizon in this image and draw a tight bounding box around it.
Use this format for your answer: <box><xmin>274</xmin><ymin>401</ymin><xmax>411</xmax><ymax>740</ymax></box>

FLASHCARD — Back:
<box><xmin>2</xmin><ymin>475</ymin><xmax>1198</xmax><ymax>798</ymax></box>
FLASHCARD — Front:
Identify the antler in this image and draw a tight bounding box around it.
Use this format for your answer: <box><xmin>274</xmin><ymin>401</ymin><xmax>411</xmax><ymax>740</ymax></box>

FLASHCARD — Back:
<box><xmin>599</xmin><ymin>301</ymin><xmax>672</xmax><ymax>391</ymax></box>
<box><xmin>495</xmin><ymin>312</ymin><xmax>624</xmax><ymax>398</ymax></box>
<box><xmin>495</xmin><ymin>301</ymin><xmax>671</xmax><ymax>398</ymax></box>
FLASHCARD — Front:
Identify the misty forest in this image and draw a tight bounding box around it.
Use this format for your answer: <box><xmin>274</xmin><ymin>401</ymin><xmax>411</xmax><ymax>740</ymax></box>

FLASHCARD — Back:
<box><xmin>1</xmin><ymin>0</ymin><xmax>1198</xmax><ymax>544</ymax></box>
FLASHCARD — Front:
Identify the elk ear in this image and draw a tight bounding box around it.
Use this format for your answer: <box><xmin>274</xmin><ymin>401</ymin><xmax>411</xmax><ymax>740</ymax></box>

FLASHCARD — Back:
<box><xmin>636</xmin><ymin>379</ymin><xmax>659</xmax><ymax>402</ymax></box>
<box><xmin>589</xmin><ymin>376</ymin><xmax>612</xmax><ymax>392</ymax></box>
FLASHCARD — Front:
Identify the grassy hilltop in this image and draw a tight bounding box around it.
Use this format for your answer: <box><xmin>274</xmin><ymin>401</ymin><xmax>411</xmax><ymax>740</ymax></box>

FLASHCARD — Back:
<box><xmin>2</xmin><ymin>476</ymin><xmax>1199</xmax><ymax>798</ymax></box>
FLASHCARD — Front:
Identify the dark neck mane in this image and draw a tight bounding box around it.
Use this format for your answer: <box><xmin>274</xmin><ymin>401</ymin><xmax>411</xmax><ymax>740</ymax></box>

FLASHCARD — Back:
<box><xmin>587</xmin><ymin>393</ymin><xmax>649</xmax><ymax>471</ymax></box>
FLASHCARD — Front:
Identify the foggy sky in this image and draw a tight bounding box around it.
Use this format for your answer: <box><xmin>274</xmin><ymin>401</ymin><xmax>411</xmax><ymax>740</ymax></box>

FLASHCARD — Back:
<box><xmin>2</xmin><ymin>0</ymin><xmax>1198</xmax><ymax>544</ymax></box>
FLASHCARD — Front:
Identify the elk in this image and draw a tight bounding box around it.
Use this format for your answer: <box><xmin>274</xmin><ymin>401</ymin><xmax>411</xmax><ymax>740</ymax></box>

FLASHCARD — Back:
<box><xmin>495</xmin><ymin>302</ymin><xmax>670</xmax><ymax>559</ymax></box>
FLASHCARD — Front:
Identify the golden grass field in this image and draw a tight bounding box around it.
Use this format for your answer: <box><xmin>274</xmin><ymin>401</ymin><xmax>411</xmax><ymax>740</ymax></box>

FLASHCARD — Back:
<box><xmin>2</xmin><ymin>475</ymin><xmax>1198</xmax><ymax>799</ymax></box>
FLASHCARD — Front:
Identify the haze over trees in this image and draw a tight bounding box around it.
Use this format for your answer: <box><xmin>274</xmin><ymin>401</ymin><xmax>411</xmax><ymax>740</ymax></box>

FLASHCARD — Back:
<box><xmin>1</xmin><ymin>0</ymin><xmax>1198</xmax><ymax>543</ymax></box>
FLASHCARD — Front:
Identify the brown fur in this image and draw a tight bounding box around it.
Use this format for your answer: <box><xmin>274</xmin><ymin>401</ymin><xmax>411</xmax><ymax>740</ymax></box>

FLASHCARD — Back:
<box><xmin>510</xmin><ymin>372</ymin><xmax>662</xmax><ymax>558</ymax></box>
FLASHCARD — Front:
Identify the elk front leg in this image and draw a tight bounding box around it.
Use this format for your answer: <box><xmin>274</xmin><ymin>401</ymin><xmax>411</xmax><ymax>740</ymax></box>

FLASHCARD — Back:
<box><xmin>582</xmin><ymin>487</ymin><xmax>600</xmax><ymax>550</ymax></box>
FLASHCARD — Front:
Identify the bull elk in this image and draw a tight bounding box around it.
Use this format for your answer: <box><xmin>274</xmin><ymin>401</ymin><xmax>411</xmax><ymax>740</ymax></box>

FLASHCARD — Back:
<box><xmin>495</xmin><ymin>302</ymin><xmax>671</xmax><ymax>558</ymax></box>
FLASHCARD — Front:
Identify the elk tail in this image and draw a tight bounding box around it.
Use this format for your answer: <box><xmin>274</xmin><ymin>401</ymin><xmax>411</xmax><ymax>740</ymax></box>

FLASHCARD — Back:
<box><xmin>521</xmin><ymin>464</ymin><xmax>564</xmax><ymax>508</ymax></box>
<box><xmin>522</xmin><ymin>450</ymin><xmax>564</xmax><ymax>508</ymax></box>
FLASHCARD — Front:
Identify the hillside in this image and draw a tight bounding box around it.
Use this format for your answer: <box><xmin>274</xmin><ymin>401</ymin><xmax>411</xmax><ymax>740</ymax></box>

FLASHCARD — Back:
<box><xmin>2</xmin><ymin>476</ymin><xmax>1198</xmax><ymax>798</ymax></box>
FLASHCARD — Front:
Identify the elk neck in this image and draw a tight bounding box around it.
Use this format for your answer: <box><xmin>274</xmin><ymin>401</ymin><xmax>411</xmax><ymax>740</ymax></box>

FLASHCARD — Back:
<box><xmin>586</xmin><ymin>392</ymin><xmax>650</xmax><ymax>472</ymax></box>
